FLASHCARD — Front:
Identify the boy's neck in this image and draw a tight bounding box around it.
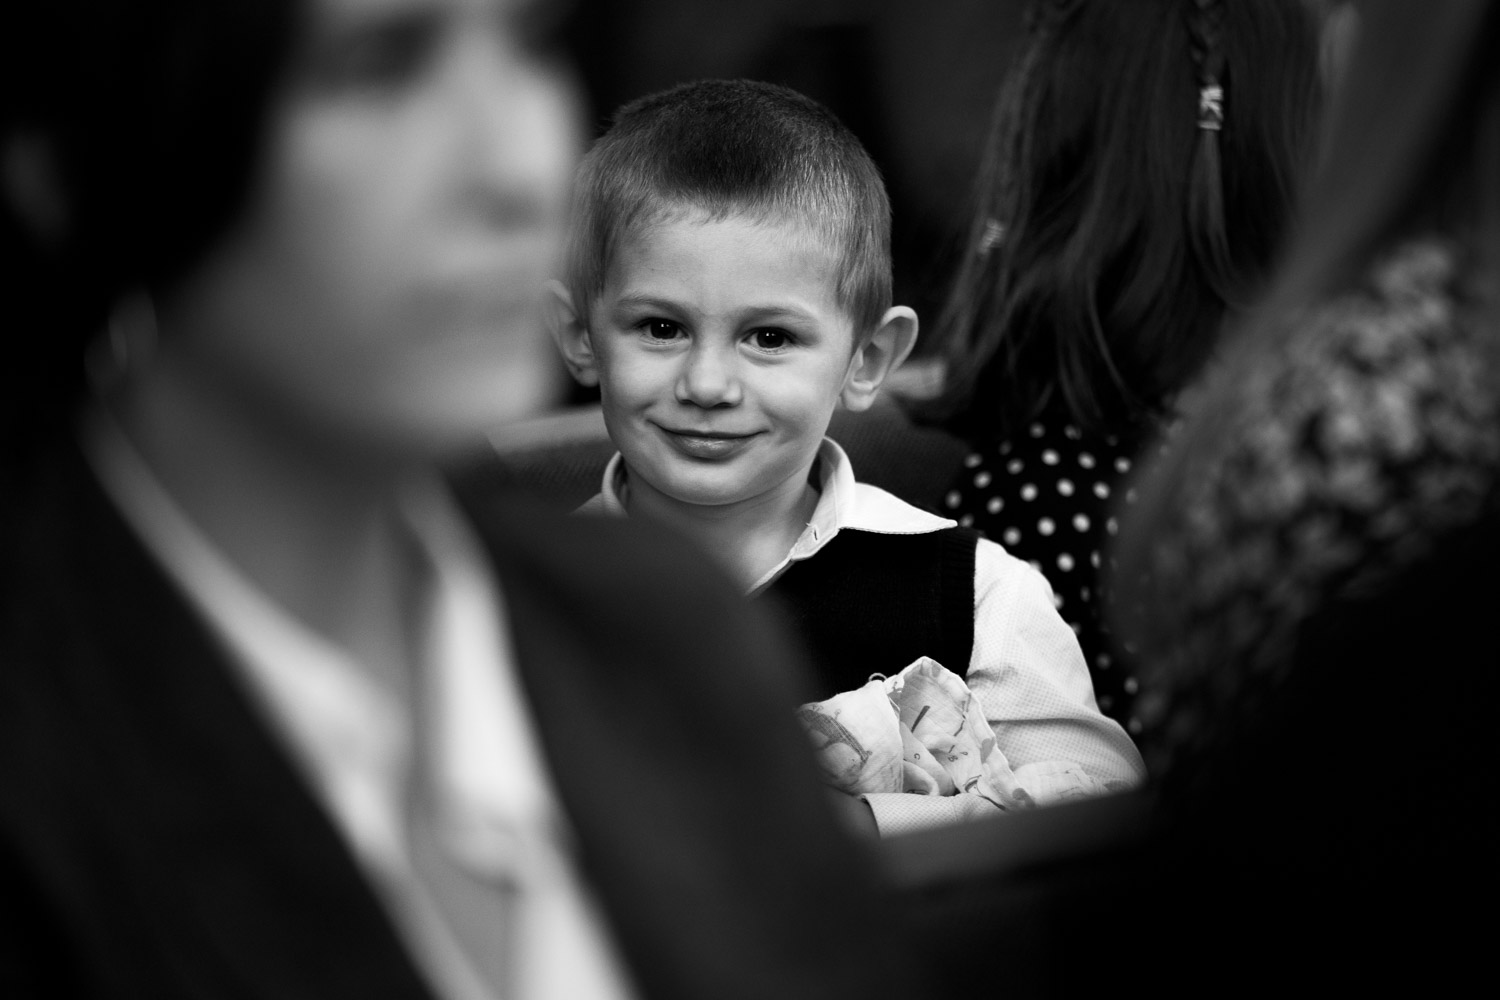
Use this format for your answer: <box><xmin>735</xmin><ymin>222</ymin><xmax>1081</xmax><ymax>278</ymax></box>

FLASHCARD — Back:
<box><xmin>624</xmin><ymin>464</ymin><xmax>821</xmax><ymax>592</ymax></box>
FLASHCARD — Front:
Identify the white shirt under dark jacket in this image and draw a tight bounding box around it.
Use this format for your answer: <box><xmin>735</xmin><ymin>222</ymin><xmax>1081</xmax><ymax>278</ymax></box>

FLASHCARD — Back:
<box><xmin>82</xmin><ymin>410</ymin><xmax>636</xmax><ymax>1000</ymax></box>
<box><xmin>579</xmin><ymin>438</ymin><xmax>1147</xmax><ymax>835</ymax></box>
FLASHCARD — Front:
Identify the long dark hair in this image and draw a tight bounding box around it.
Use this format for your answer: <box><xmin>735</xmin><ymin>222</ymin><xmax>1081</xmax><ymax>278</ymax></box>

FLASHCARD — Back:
<box><xmin>1224</xmin><ymin>0</ymin><xmax>1500</xmax><ymax>321</ymax></box>
<box><xmin>927</xmin><ymin>0</ymin><xmax>1321</xmax><ymax>441</ymax></box>
<box><xmin>1117</xmin><ymin>0</ymin><xmax>1500</xmax><ymax>592</ymax></box>
<box><xmin>0</xmin><ymin>0</ymin><xmax>299</xmax><ymax>463</ymax></box>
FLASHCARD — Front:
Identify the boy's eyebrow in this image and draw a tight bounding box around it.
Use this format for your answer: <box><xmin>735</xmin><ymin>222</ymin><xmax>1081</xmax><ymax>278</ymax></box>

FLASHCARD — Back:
<box><xmin>610</xmin><ymin>293</ymin><xmax>824</xmax><ymax>324</ymax></box>
<box><xmin>610</xmin><ymin>294</ymin><xmax>693</xmax><ymax>314</ymax></box>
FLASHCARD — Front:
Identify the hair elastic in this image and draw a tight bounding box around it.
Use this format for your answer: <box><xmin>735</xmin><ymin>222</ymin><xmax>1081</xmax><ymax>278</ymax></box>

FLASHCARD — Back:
<box><xmin>978</xmin><ymin>218</ymin><xmax>1007</xmax><ymax>256</ymax></box>
<box><xmin>1198</xmin><ymin>83</ymin><xmax>1224</xmax><ymax>131</ymax></box>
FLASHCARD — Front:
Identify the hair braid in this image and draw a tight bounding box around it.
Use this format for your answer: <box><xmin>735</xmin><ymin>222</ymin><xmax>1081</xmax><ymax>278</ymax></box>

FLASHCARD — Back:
<box><xmin>978</xmin><ymin>0</ymin><xmax>1086</xmax><ymax>259</ymax></box>
<box><xmin>1187</xmin><ymin>0</ymin><xmax>1228</xmax><ymax>89</ymax></box>
<box><xmin>1186</xmin><ymin>0</ymin><xmax>1237</xmax><ymax>302</ymax></box>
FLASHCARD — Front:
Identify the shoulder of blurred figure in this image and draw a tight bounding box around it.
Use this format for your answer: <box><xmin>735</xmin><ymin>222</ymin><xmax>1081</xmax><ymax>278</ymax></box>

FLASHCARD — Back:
<box><xmin>445</xmin><ymin>458</ymin><xmax>824</xmax><ymax>696</ymax></box>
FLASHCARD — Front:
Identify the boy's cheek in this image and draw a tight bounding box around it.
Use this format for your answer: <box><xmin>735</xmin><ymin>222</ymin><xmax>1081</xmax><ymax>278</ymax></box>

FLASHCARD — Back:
<box><xmin>588</xmin><ymin>335</ymin><xmax>632</xmax><ymax>384</ymax></box>
<box><xmin>599</xmin><ymin>347</ymin><xmax>673</xmax><ymax>392</ymax></box>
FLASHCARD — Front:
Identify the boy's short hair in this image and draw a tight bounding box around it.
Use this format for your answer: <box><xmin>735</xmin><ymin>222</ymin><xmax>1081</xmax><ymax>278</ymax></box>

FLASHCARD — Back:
<box><xmin>566</xmin><ymin>78</ymin><xmax>892</xmax><ymax>338</ymax></box>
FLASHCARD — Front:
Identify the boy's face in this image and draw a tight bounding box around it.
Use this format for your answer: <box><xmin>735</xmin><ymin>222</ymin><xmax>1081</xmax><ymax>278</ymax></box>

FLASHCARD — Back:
<box><xmin>586</xmin><ymin>213</ymin><xmax>860</xmax><ymax>511</ymax></box>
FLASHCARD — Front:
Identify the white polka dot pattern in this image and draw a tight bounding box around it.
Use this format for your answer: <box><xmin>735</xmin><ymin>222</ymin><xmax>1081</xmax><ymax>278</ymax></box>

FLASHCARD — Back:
<box><xmin>941</xmin><ymin>416</ymin><xmax>1161</xmax><ymax>737</ymax></box>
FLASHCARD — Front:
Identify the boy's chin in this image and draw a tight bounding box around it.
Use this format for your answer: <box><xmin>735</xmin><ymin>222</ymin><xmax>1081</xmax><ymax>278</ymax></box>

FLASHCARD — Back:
<box><xmin>631</xmin><ymin>467</ymin><xmax>762</xmax><ymax>510</ymax></box>
<box><xmin>622</xmin><ymin>443</ymin><xmax>819</xmax><ymax>512</ymax></box>
<box><xmin>657</xmin><ymin>482</ymin><xmax>757</xmax><ymax>509</ymax></box>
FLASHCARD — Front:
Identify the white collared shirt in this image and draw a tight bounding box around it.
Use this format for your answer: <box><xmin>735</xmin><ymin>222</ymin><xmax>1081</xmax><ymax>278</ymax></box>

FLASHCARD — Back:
<box><xmin>581</xmin><ymin>439</ymin><xmax>1146</xmax><ymax>835</ymax></box>
<box><xmin>82</xmin><ymin>411</ymin><xmax>635</xmax><ymax>1000</ymax></box>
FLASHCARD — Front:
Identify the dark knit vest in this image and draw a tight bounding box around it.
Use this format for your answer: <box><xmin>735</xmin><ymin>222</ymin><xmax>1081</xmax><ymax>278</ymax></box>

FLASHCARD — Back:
<box><xmin>759</xmin><ymin>527</ymin><xmax>979</xmax><ymax>702</ymax></box>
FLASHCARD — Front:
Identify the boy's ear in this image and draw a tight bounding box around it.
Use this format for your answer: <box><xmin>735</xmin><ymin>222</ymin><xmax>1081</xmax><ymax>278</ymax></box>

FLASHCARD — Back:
<box><xmin>840</xmin><ymin>306</ymin><xmax>918</xmax><ymax>412</ymax></box>
<box><xmin>542</xmin><ymin>279</ymin><xmax>600</xmax><ymax>387</ymax></box>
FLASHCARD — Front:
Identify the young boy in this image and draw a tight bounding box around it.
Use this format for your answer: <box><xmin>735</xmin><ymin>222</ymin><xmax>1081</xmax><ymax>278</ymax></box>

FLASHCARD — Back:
<box><xmin>547</xmin><ymin>79</ymin><xmax>1145</xmax><ymax>835</ymax></box>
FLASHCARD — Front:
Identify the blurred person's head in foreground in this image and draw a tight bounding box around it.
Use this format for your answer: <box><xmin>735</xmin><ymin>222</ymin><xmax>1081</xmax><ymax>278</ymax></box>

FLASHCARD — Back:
<box><xmin>928</xmin><ymin>0</ymin><xmax>1323</xmax><ymax>440</ymax></box>
<box><xmin>1</xmin><ymin>0</ymin><xmax>581</xmax><ymax>476</ymax></box>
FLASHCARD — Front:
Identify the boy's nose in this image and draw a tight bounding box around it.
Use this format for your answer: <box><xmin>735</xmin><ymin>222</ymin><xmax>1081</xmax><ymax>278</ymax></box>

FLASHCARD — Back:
<box><xmin>676</xmin><ymin>341</ymin><xmax>742</xmax><ymax>408</ymax></box>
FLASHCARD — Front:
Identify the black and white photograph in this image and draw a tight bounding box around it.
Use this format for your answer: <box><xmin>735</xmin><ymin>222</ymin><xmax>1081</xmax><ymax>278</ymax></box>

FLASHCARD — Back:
<box><xmin>1</xmin><ymin>1</ymin><xmax>1490</xmax><ymax>996</ymax></box>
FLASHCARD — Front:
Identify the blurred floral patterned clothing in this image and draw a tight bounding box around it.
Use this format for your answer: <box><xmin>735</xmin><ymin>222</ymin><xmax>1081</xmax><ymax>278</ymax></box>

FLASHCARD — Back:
<box><xmin>1127</xmin><ymin>237</ymin><xmax>1500</xmax><ymax>780</ymax></box>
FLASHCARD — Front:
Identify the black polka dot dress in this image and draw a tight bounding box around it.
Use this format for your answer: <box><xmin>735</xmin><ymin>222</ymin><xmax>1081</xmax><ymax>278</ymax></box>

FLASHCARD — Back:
<box><xmin>941</xmin><ymin>413</ymin><xmax>1158</xmax><ymax>740</ymax></box>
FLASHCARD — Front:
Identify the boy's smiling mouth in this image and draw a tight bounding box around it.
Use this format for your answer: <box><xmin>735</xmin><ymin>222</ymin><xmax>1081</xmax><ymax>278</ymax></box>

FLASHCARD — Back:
<box><xmin>655</xmin><ymin>424</ymin><xmax>761</xmax><ymax>460</ymax></box>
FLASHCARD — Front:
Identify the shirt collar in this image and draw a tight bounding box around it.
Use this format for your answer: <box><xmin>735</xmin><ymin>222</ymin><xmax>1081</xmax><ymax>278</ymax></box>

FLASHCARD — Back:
<box><xmin>81</xmin><ymin>409</ymin><xmax>635</xmax><ymax>1000</ymax></box>
<box><xmin>78</xmin><ymin>407</ymin><xmax>553</xmax><ymax>872</ymax></box>
<box><xmin>583</xmin><ymin>438</ymin><xmax>956</xmax><ymax>592</ymax></box>
<box><xmin>581</xmin><ymin>450</ymin><xmax>631</xmax><ymax>518</ymax></box>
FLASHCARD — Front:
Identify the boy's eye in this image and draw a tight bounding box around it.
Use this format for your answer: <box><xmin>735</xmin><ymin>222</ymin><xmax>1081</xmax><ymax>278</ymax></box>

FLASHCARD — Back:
<box><xmin>750</xmin><ymin>328</ymin><xmax>791</xmax><ymax>351</ymax></box>
<box><xmin>641</xmin><ymin>319</ymin><xmax>683</xmax><ymax>341</ymax></box>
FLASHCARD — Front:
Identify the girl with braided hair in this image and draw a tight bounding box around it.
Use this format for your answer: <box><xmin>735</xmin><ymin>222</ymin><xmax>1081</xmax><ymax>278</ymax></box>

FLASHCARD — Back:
<box><xmin>883</xmin><ymin>3</ymin><xmax>1500</xmax><ymax>990</ymax></box>
<box><xmin>889</xmin><ymin>8</ymin><xmax>1495</xmax><ymax>985</ymax></box>
<box><xmin>920</xmin><ymin>0</ymin><xmax>1323</xmax><ymax>742</ymax></box>
<box><xmin>1100</xmin><ymin>0</ymin><xmax>1500</xmax><ymax>973</ymax></box>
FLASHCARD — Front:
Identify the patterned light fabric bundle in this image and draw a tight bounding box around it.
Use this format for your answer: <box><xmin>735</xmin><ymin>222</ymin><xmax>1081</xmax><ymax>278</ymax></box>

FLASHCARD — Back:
<box><xmin>797</xmin><ymin>657</ymin><xmax>1111</xmax><ymax>814</ymax></box>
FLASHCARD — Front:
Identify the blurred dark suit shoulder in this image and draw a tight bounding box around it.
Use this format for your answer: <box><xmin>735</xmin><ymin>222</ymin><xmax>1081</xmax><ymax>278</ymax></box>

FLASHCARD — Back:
<box><xmin>0</xmin><ymin>444</ymin><xmax>916</xmax><ymax>1000</ymax></box>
